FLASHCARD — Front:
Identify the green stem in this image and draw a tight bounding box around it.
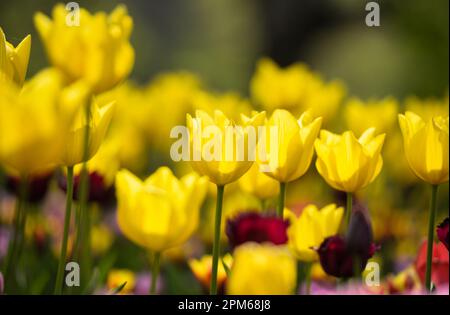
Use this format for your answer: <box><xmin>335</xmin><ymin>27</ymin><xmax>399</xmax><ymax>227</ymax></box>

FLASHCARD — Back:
<box><xmin>277</xmin><ymin>182</ymin><xmax>286</xmax><ymax>218</ymax></box>
<box><xmin>304</xmin><ymin>263</ymin><xmax>312</xmax><ymax>295</ymax></box>
<box><xmin>345</xmin><ymin>192</ymin><xmax>353</xmax><ymax>231</ymax></box>
<box><xmin>210</xmin><ymin>185</ymin><xmax>225</xmax><ymax>295</ymax></box>
<box><xmin>54</xmin><ymin>166</ymin><xmax>74</xmax><ymax>295</ymax></box>
<box><xmin>4</xmin><ymin>176</ymin><xmax>27</xmax><ymax>290</ymax></box>
<box><xmin>425</xmin><ymin>184</ymin><xmax>439</xmax><ymax>293</ymax></box>
<box><xmin>150</xmin><ymin>252</ymin><xmax>161</xmax><ymax>295</ymax></box>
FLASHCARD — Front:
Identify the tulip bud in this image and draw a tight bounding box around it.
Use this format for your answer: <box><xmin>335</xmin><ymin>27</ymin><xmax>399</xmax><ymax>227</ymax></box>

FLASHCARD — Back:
<box><xmin>437</xmin><ymin>218</ymin><xmax>449</xmax><ymax>250</ymax></box>
<box><xmin>226</xmin><ymin>212</ymin><xmax>289</xmax><ymax>249</ymax></box>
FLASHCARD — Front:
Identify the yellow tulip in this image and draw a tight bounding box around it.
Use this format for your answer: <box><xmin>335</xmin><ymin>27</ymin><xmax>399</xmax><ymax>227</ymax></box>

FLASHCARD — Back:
<box><xmin>60</xmin><ymin>99</ymin><xmax>115</xmax><ymax>166</ymax></box>
<box><xmin>344</xmin><ymin>97</ymin><xmax>398</xmax><ymax>135</ymax></box>
<box><xmin>250</xmin><ymin>58</ymin><xmax>345</xmax><ymax>123</ymax></box>
<box><xmin>186</xmin><ymin>110</ymin><xmax>266</xmax><ymax>186</ymax></box>
<box><xmin>115</xmin><ymin>167</ymin><xmax>208</xmax><ymax>252</ymax></box>
<box><xmin>34</xmin><ymin>4</ymin><xmax>134</xmax><ymax>93</ymax></box>
<box><xmin>188</xmin><ymin>254</ymin><xmax>233</xmax><ymax>289</ymax></box>
<box><xmin>107</xmin><ymin>269</ymin><xmax>136</xmax><ymax>294</ymax></box>
<box><xmin>315</xmin><ymin>128</ymin><xmax>385</xmax><ymax>192</ymax></box>
<box><xmin>0</xmin><ymin>28</ymin><xmax>31</xmax><ymax>86</ymax></box>
<box><xmin>227</xmin><ymin>243</ymin><xmax>297</xmax><ymax>295</ymax></box>
<box><xmin>287</xmin><ymin>204</ymin><xmax>343</xmax><ymax>262</ymax></box>
<box><xmin>398</xmin><ymin>111</ymin><xmax>449</xmax><ymax>184</ymax></box>
<box><xmin>257</xmin><ymin>109</ymin><xmax>322</xmax><ymax>183</ymax></box>
<box><xmin>0</xmin><ymin>68</ymin><xmax>89</xmax><ymax>176</ymax></box>
<box><xmin>238</xmin><ymin>163</ymin><xmax>279</xmax><ymax>200</ymax></box>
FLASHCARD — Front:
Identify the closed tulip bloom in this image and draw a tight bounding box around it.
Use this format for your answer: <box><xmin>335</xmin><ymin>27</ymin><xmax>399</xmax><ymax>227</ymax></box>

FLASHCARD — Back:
<box><xmin>60</xmin><ymin>99</ymin><xmax>115</xmax><ymax>166</ymax></box>
<box><xmin>315</xmin><ymin>128</ymin><xmax>385</xmax><ymax>192</ymax></box>
<box><xmin>188</xmin><ymin>254</ymin><xmax>233</xmax><ymax>290</ymax></box>
<box><xmin>257</xmin><ymin>109</ymin><xmax>322</xmax><ymax>183</ymax></box>
<box><xmin>115</xmin><ymin>167</ymin><xmax>208</xmax><ymax>252</ymax></box>
<box><xmin>287</xmin><ymin>204</ymin><xmax>343</xmax><ymax>262</ymax></box>
<box><xmin>34</xmin><ymin>4</ymin><xmax>134</xmax><ymax>93</ymax></box>
<box><xmin>398</xmin><ymin>112</ymin><xmax>449</xmax><ymax>184</ymax></box>
<box><xmin>0</xmin><ymin>28</ymin><xmax>31</xmax><ymax>86</ymax></box>
<box><xmin>186</xmin><ymin>110</ymin><xmax>266</xmax><ymax>186</ymax></box>
<box><xmin>0</xmin><ymin>68</ymin><xmax>89</xmax><ymax>175</ymax></box>
<box><xmin>238</xmin><ymin>163</ymin><xmax>279</xmax><ymax>199</ymax></box>
<box><xmin>227</xmin><ymin>243</ymin><xmax>297</xmax><ymax>295</ymax></box>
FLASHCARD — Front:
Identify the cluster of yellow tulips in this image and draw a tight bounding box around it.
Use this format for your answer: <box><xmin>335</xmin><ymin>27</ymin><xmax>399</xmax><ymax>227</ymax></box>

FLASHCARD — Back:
<box><xmin>0</xmin><ymin>3</ymin><xmax>448</xmax><ymax>295</ymax></box>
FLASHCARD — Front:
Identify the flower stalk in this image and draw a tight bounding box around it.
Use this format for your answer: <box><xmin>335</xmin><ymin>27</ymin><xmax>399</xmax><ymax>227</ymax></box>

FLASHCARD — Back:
<box><xmin>277</xmin><ymin>182</ymin><xmax>286</xmax><ymax>218</ymax></box>
<box><xmin>425</xmin><ymin>184</ymin><xmax>439</xmax><ymax>292</ymax></box>
<box><xmin>210</xmin><ymin>185</ymin><xmax>225</xmax><ymax>295</ymax></box>
<box><xmin>150</xmin><ymin>252</ymin><xmax>161</xmax><ymax>295</ymax></box>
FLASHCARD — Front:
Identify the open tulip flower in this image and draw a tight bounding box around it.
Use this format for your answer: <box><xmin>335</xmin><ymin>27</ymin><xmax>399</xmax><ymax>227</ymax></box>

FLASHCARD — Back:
<box><xmin>0</xmin><ymin>28</ymin><xmax>31</xmax><ymax>86</ymax></box>
<box><xmin>399</xmin><ymin>111</ymin><xmax>449</xmax><ymax>292</ymax></box>
<box><xmin>34</xmin><ymin>4</ymin><xmax>134</xmax><ymax>93</ymax></box>
<box><xmin>287</xmin><ymin>204</ymin><xmax>343</xmax><ymax>263</ymax></box>
<box><xmin>115</xmin><ymin>167</ymin><xmax>208</xmax><ymax>294</ymax></box>
<box><xmin>257</xmin><ymin>109</ymin><xmax>322</xmax><ymax>217</ymax></box>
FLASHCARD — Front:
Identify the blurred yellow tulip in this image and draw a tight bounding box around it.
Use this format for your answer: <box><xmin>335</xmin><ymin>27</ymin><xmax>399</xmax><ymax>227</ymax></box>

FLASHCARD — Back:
<box><xmin>287</xmin><ymin>204</ymin><xmax>343</xmax><ymax>262</ymax></box>
<box><xmin>60</xmin><ymin>99</ymin><xmax>115</xmax><ymax>166</ymax></box>
<box><xmin>227</xmin><ymin>243</ymin><xmax>297</xmax><ymax>295</ymax></box>
<box><xmin>344</xmin><ymin>97</ymin><xmax>398</xmax><ymax>135</ymax></box>
<box><xmin>238</xmin><ymin>163</ymin><xmax>279</xmax><ymax>200</ymax></box>
<box><xmin>107</xmin><ymin>269</ymin><xmax>136</xmax><ymax>294</ymax></box>
<box><xmin>0</xmin><ymin>28</ymin><xmax>31</xmax><ymax>86</ymax></box>
<box><xmin>188</xmin><ymin>253</ymin><xmax>233</xmax><ymax>289</ymax></box>
<box><xmin>250</xmin><ymin>58</ymin><xmax>345</xmax><ymax>123</ymax></box>
<box><xmin>115</xmin><ymin>167</ymin><xmax>208</xmax><ymax>252</ymax></box>
<box><xmin>398</xmin><ymin>111</ymin><xmax>449</xmax><ymax>184</ymax></box>
<box><xmin>34</xmin><ymin>4</ymin><xmax>134</xmax><ymax>93</ymax></box>
<box><xmin>186</xmin><ymin>110</ymin><xmax>266</xmax><ymax>186</ymax></box>
<box><xmin>257</xmin><ymin>109</ymin><xmax>322</xmax><ymax>183</ymax></box>
<box><xmin>0</xmin><ymin>68</ymin><xmax>89</xmax><ymax>175</ymax></box>
<box><xmin>315</xmin><ymin>128</ymin><xmax>385</xmax><ymax>192</ymax></box>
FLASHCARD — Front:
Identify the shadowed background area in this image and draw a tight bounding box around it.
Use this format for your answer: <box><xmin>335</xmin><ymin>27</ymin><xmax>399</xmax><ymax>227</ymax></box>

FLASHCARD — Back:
<box><xmin>0</xmin><ymin>0</ymin><xmax>448</xmax><ymax>98</ymax></box>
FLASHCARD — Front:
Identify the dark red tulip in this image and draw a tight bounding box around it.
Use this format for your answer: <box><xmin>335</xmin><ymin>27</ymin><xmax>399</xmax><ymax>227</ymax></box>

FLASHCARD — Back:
<box><xmin>6</xmin><ymin>172</ymin><xmax>53</xmax><ymax>203</ymax></box>
<box><xmin>318</xmin><ymin>209</ymin><xmax>377</xmax><ymax>278</ymax></box>
<box><xmin>59</xmin><ymin>171</ymin><xmax>114</xmax><ymax>204</ymax></box>
<box><xmin>226</xmin><ymin>211</ymin><xmax>289</xmax><ymax>249</ymax></box>
<box><xmin>415</xmin><ymin>240</ymin><xmax>449</xmax><ymax>287</ymax></box>
<box><xmin>436</xmin><ymin>218</ymin><xmax>449</xmax><ymax>250</ymax></box>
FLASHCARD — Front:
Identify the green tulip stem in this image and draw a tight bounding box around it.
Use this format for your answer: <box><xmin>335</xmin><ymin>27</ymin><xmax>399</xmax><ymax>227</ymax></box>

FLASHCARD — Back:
<box><xmin>345</xmin><ymin>192</ymin><xmax>353</xmax><ymax>231</ymax></box>
<box><xmin>210</xmin><ymin>184</ymin><xmax>225</xmax><ymax>295</ymax></box>
<box><xmin>304</xmin><ymin>263</ymin><xmax>312</xmax><ymax>295</ymax></box>
<box><xmin>150</xmin><ymin>252</ymin><xmax>161</xmax><ymax>295</ymax></box>
<box><xmin>425</xmin><ymin>184</ymin><xmax>439</xmax><ymax>292</ymax></box>
<box><xmin>277</xmin><ymin>182</ymin><xmax>286</xmax><ymax>218</ymax></box>
<box><xmin>55</xmin><ymin>166</ymin><xmax>74</xmax><ymax>295</ymax></box>
<box><xmin>4</xmin><ymin>175</ymin><xmax>28</xmax><ymax>290</ymax></box>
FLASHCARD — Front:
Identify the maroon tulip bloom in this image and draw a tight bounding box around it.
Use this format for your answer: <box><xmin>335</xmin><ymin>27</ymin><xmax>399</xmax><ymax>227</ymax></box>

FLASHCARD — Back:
<box><xmin>318</xmin><ymin>210</ymin><xmax>377</xmax><ymax>278</ymax></box>
<box><xmin>59</xmin><ymin>171</ymin><xmax>114</xmax><ymax>204</ymax></box>
<box><xmin>437</xmin><ymin>218</ymin><xmax>449</xmax><ymax>251</ymax></box>
<box><xmin>6</xmin><ymin>172</ymin><xmax>53</xmax><ymax>203</ymax></box>
<box><xmin>226</xmin><ymin>211</ymin><xmax>289</xmax><ymax>249</ymax></box>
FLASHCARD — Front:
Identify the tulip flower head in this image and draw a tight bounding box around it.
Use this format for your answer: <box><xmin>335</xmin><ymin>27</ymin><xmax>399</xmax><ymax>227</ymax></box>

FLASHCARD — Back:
<box><xmin>60</xmin><ymin>99</ymin><xmax>115</xmax><ymax>167</ymax></box>
<box><xmin>115</xmin><ymin>167</ymin><xmax>208</xmax><ymax>252</ymax></box>
<box><xmin>34</xmin><ymin>4</ymin><xmax>134</xmax><ymax>93</ymax></box>
<box><xmin>0</xmin><ymin>28</ymin><xmax>31</xmax><ymax>86</ymax></box>
<box><xmin>226</xmin><ymin>212</ymin><xmax>289</xmax><ymax>249</ymax></box>
<box><xmin>287</xmin><ymin>204</ymin><xmax>343</xmax><ymax>262</ymax></box>
<box><xmin>315</xmin><ymin>128</ymin><xmax>385</xmax><ymax>192</ymax></box>
<box><xmin>257</xmin><ymin>109</ymin><xmax>322</xmax><ymax>183</ymax></box>
<box><xmin>188</xmin><ymin>254</ymin><xmax>233</xmax><ymax>290</ymax></box>
<box><xmin>227</xmin><ymin>243</ymin><xmax>297</xmax><ymax>295</ymax></box>
<box><xmin>0</xmin><ymin>68</ymin><xmax>90</xmax><ymax>175</ymax></box>
<box><xmin>185</xmin><ymin>110</ymin><xmax>265</xmax><ymax>186</ymax></box>
<box><xmin>398</xmin><ymin>112</ymin><xmax>449</xmax><ymax>185</ymax></box>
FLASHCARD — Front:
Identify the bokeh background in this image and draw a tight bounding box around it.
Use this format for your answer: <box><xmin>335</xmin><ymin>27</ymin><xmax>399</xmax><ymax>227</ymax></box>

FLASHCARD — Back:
<box><xmin>1</xmin><ymin>0</ymin><xmax>448</xmax><ymax>97</ymax></box>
